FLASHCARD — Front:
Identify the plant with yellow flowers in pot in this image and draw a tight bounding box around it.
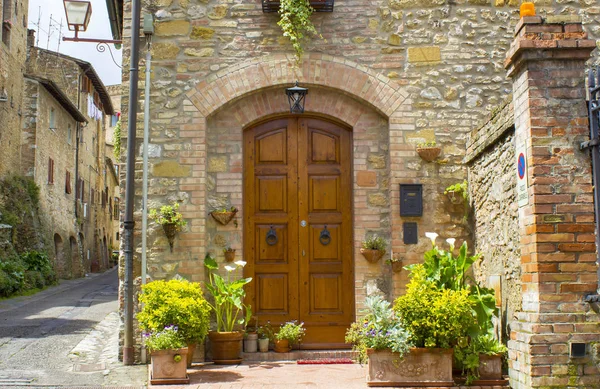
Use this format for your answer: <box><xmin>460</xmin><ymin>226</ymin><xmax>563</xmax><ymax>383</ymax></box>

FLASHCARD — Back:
<box><xmin>137</xmin><ymin>279</ymin><xmax>211</xmax><ymax>368</ymax></box>
<box><xmin>204</xmin><ymin>254</ymin><xmax>252</xmax><ymax>364</ymax></box>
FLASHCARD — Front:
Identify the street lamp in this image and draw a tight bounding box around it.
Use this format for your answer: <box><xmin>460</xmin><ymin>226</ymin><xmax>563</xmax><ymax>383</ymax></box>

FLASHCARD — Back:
<box><xmin>286</xmin><ymin>81</ymin><xmax>308</xmax><ymax>114</ymax></box>
<box><xmin>63</xmin><ymin>0</ymin><xmax>121</xmax><ymax>44</ymax></box>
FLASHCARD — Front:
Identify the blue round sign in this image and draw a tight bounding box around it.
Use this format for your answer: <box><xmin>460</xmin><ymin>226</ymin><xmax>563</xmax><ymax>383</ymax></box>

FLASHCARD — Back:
<box><xmin>518</xmin><ymin>153</ymin><xmax>526</xmax><ymax>180</ymax></box>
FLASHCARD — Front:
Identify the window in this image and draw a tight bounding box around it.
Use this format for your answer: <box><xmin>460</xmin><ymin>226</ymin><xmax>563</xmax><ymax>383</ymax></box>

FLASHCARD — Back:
<box><xmin>67</xmin><ymin>124</ymin><xmax>72</xmax><ymax>145</ymax></box>
<box><xmin>65</xmin><ymin>171</ymin><xmax>72</xmax><ymax>194</ymax></box>
<box><xmin>76</xmin><ymin>178</ymin><xmax>84</xmax><ymax>201</ymax></box>
<box><xmin>111</xmin><ymin>115</ymin><xmax>118</xmax><ymax>127</ymax></box>
<box><xmin>2</xmin><ymin>0</ymin><xmax>11</xmax><ymax>47</ymax></box>
<box><xmin>47</xmin><ymin>158</ymin><xmax>54</xmax><ymax>184</ymax></box>
<box><xmin>114</xmin><ymin>197</ymin><xmax>119</xmax><ymax>220</ymax></box>
<box><xmin>49</xmin><ymin>107</ymin><xmax>56</xmax><ymax>130</ymax></box>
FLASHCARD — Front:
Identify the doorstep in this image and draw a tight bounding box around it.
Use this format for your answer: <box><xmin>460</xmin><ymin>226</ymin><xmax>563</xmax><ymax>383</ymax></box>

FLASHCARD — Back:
<box><xmin>241</xmin><ymin>349</ymin><xmax>357</xmax><ymax>362</ymax></box>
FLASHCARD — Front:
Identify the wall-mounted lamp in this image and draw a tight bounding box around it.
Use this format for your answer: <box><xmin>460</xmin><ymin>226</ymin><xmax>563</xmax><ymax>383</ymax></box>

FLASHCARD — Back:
<box><xmin>62</xmin><ymin>0</ymin><xmax>121</xmax><ymax>45</ymax></box>
<box><xmin>286</xmin><ymin>81</ymin><xmax>308</xmax><ymax>114</ymax></box>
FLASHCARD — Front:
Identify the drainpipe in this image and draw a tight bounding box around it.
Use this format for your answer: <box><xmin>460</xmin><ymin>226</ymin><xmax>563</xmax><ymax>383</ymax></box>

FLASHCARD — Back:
<box><xmin>140</xmin><ymin>25</ymin><xmax>153</xmax><ymax>365</ymax></box>
<box><xmin>75</xmin><ymin>72</ymin><xmax>81</xmax><ymax>219</ymax></box>
<box><xmin>123</xmin><ymin>0</ymin><xmax>142</xmax><ymax>366</ymax></box>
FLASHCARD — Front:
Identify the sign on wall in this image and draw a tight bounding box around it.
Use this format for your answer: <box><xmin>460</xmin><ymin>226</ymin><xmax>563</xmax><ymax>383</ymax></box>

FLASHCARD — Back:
<box><xmin>516</xmin><ymin>142</ymin><xmax>529</xmax><ymax>207</ymax></box>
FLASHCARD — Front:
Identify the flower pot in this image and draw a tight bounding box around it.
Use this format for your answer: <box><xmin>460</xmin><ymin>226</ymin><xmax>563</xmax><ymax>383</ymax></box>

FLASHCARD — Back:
<box><xmin>416</xmin><ymin>146</ymin><xmax>441</xmax><ymax>162</ymax></box>
<box><xmin>224</xmin><ymin>250</ymin><xmax>236</xmax><ymax>262</ymax></box>
<box><xmin>208</xmin><ymin>331</ymin><xmax>243</xmax><ymax>364</ymax></box>
<box><xmin>390</xmin><ymin>261</ymin><xmax>403</xmax><ymax>273</ymax></box>
<box><xmin>210</xmin><ymin>210</ymin><xmax>237</xmax><ymax>225</ymax></box>
<box><xmin>244</xmin><ymin>333</ymin><xmax>258</xmax><ymax>353</ymax></box>
<box><xmin>478</xmin><ymin>354</ymin><xmax>503</xmax><ymax>380</ymax></box>
<box><xmin>360</xmin><ymin>248</ymin><xmax>385</xmax><ymax>263</ymax></box>
<box><xmin>162</xmin><ymin>222</ymin><xmax>180</xmax><ymax>252</ymax></box>
<box><xmin>258</xmin><ymin>338</ymin><xmax>269</xmax><ymax>352</ymax></box>
<box><xmin>274</xmin><ymin>339</ymin><xmax>290</xmax><ymax>353</ymax></box>
<box><xmin>366</xmin><ymin>348</ymin><xmax>453</xmax><ymax>387</ymax></box>
<box><xmin>186</xmin><ymin>343</ymin><xmax>196</xmax><ymax>368</ymax></box>
<box><xmin>150</xmin><ymin>348</ymin><xmax>189</xmax><ymax>385</ymax></box>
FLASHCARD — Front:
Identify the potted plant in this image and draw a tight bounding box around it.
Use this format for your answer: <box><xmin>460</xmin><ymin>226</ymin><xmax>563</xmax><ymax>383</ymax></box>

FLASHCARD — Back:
<box><xmin>137</xmin><ymin>279</ymin><xmax>212</xmax><ymax>368</ymax></box>
<box><xmin>444</xmin><ymin>180</ymin><xmax>468</xmax><ymax>205</ymax></box>
<box><xmin>385</xmin><ymin>254</ymin><xmax>403</xmax><ymax>273</ymax></box>
<box><xmin>210</xmin><ymin>206</ymin><xmax>238</xmax><ymax>226</ymax></box>
<box><xmin>416</xmin><ymin>141</ymin><xmax>441</xmax><ymax>162</ymax></box>
<box><xmin>454</xmin><ymin>334</ymin><xmax>507</xmax><ymax>385</ymax></box>
<box><xmin>257</xmin><ymin>323</ymin><xmax>273</xmax><ymax>352</ymax></box>
<box><xmin>223</xmin><ymin>247</ymin><xmax>236</xmax><ymax>262</ymax></box>
<box><xmin>360</xmin><ymin>235</ymin><xmax>386</xmax><ymax>263</ymax></box>
<box><xmin>277</xmin><ymin>0</ymin><xmax>323</xmax><ymax>61</ymax></box>
<box><xmin>204</xmin><ymin>254</ymin><xmax>252</xmax><ymax>364</ymax></box>
<box><xmin>145</xmin><ymin>325</ymin><xmax>189</xmax><ymax>384</ymax></box>
<box><xmin>274</xmin><ymin>320</ymin><xmax>306</xmax><ymax>352</ymax></box>
<box><xmin>243</xmin><ymin>318</ymin><xmax>259</xmax><ymax>353</ymax></box>
<box><xmin>149</xmin><ymin>202</ymin><xmax>187</xmax><ymax>252</ymax></box>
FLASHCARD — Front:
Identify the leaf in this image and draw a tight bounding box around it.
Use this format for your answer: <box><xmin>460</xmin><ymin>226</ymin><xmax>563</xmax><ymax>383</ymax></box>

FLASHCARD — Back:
<box><xmin>204</xmin><ymin>254</ymin><xmax>218</xmax><ymax>270</ymax></box>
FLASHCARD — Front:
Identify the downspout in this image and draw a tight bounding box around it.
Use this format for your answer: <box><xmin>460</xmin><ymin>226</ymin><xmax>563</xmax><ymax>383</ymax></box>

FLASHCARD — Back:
<box><xmin>140</xmin><ymin>27</ymin><xmax>153</xmax><ymax>365</ymax></box>
<box><xmin>75</xmin><ymin>72</ymin><xmax>82</xmax><ymax>219</ymax></box>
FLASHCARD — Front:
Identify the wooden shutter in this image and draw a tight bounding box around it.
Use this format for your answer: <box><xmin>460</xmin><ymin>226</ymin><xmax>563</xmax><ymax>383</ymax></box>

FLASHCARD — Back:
<box><xmin>65</xmin><ymin>171</ymin><xmax>71</xmax><ymax>194</ymax></box>
<box><xmin>48</xmin><ymin>158</ymin><xmax>54</xmax><ymax>184</ymax></box>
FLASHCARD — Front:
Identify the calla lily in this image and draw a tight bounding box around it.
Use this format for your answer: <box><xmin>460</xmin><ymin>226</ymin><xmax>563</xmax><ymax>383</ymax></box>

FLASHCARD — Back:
<box><xmin>446</xmin><ymin>238</ymin><xmax>456</xmax><ymax>250</ymax></box>
<box><xmin>224</xmin><ymin>265</ymin><xmax>236</xmax><ymax>272</ymax></box>
<box><xmin>425</xmin><ymin>232</ymin><xmax>438</xmax><ymax>246</ymax></box>
<box><xmin>235</xmin><ymin>260</ymin><xmax>247</xmax><ymax>267</ymax></box>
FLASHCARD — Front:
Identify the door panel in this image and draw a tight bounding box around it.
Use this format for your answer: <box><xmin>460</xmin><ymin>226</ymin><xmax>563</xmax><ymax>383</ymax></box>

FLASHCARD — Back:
<box><xmin>244</xmin><ymin>117</ymin><xmax>353</xmax><ymax>348</ymax></box>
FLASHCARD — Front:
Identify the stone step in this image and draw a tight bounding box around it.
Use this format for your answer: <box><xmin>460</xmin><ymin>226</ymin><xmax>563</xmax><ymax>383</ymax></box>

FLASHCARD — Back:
<box><xmin>241</xmin><ymin>349</ymin><xmax>356</xmax><ymax>362</ymax></box>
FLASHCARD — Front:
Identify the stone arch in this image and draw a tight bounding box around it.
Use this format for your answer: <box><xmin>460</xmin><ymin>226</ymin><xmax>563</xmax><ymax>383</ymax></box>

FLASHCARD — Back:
<box><xmin>53</xmin><ymin>233</ymin><xmax>65</xmax><ymax>278</ymax></box>
<box><xmin>69</xmin><ymin>236</ymin><xmax>78</xmax><ymax>279</ymax></box>
<box><xmin>186</xmin><ymin>54</ymin><xmax>407</xmax><ymax>120</ymax></box>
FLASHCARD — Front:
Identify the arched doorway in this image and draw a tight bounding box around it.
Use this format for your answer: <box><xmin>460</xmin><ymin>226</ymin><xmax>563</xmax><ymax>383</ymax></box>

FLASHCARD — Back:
<box><xmin>243</xmin><ymin>116</ymin><xmax>354</xmax><ymax>348</ymax></box>
<box><xmin>53</xmin><ymin>233</ymin><xmax>64</xmax><ymax>278</ymax></box>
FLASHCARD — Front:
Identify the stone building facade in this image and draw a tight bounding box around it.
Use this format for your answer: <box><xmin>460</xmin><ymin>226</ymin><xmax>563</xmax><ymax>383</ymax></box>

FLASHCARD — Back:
<box><xmin>118</xmin><ymin>0</ymin><xmax>600</xmax><ymax>386</ymax></box>
<box><xmin>105</xmin><ymin>84</ymin><xmax>122</xmax><ymax>250</ymax></box>
<box><xmin>0</xmin><ymin>0</ymin><xmax>28</xmax><ymax>177</ymax></box>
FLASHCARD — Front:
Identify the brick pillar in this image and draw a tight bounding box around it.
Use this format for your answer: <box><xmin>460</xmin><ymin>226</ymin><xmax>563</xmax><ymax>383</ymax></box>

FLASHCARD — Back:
<box><xmin>505</xmin><ymin>16</ymin><xmax>600</xmax><ymax>389</ymax></box>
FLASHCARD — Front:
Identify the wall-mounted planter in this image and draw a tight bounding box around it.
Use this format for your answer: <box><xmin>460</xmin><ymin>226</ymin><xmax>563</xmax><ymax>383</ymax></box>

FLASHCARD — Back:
<box><xmin>389</xmin><ymin>260</ymin><xmax>403</xmax><ymax>273</ymax></box>
<box><xmin>210</xmin><ymin>209</ymin><xmax>237</xmax><ymax>225</ymax></box>
<box><xmin>416</xmin><ymin>146</ymin><xmax>441</xmax><ymax>162</ymax></box>
<box><xmin>162</xmin><ymin>223</ymin><xmax>180</xmax><ymax>252</ymax></box>
<box><xmin>360</xmin><ymin>248</ymin><xmax>386</xmax><ymax>263</ymax></box>
<box><xmin>262</xmin><ymin>0</ymin><xmax>334</xmax><ymax>13</ymax></box>
<box><xmin>223</xmin><ymin>249</ymin><xmax>236</xmax><ymax>262</ymax></box>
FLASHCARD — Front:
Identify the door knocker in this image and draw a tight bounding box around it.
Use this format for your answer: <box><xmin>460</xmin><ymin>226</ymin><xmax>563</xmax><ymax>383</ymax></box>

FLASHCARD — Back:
<box><xmin>319</xmin><ymin>225</ymin><xmax>331</xmax><ymax>246</ymax></box>
<box><xmin>266</xmin><ymin>225</ymin><xmax>278</xmax><ymax>246</ymax></box>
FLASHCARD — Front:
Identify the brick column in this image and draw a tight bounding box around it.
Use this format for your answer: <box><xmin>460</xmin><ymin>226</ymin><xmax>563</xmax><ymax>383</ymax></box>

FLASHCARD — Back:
<box><xmin>505</xmin><ymin>16</ymin><xmax>600</xmax><ymax>389</ymax></box>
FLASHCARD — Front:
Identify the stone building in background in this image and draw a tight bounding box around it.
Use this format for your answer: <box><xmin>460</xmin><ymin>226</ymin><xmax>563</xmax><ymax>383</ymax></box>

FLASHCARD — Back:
<box><xmin>0</xmin><ymin>0</ymin><xmax>119</xmax><ymax>280</ymax></box>
<box><xmin>105</xmin><ymin>84</ymin><xmax>122</xmax><ymax>251</ymax></box>
<box><xmin>116</xmin><ymin>0</ymin><xmax>600</xmax><ymax>387</ymax></box>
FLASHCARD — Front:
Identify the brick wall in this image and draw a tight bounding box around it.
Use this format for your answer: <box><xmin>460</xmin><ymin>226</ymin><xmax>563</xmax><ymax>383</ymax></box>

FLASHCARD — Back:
<box><xmin>505</xmin><ymin>16</ymin><xmax>600</xmax><ymax>389</ymax></box>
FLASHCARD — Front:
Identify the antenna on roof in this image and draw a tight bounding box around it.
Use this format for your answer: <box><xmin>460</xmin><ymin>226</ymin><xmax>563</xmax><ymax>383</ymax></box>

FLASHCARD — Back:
<box><xmin>35</xmin><ymin>6</ymin><xmax>41</xmax><ymax>47</ymax></box>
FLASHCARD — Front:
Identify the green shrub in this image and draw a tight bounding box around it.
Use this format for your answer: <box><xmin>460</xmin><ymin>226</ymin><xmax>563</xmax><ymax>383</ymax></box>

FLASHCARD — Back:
<box><xmin>0</xmin><ymin>269</ymin><xmax>18</xmax><ymax>297</ymax></box>
<box><xmin>276</xmin><ymin>320</ymin><xmax>306</xmax><ymax>345</ymax></box>
<box><xmin>137</xmin><ymin>279</ymin><xmax>212</xmax><ymax>343</ymax></box>
<box><xmin>394</xmin><ymin>264</ymin><xmax>476</xmax><ymax>348</ymax></box>
<box><xmin>24</xmin><ymin>270</ymin><xmax>45</xmax><ymax>289</ymax></box>
<box><xmin>0</xmin><ymin>259</ymin><xmax>26</xmax><ymax>295</ymax></box>
<box><xmin>144</xmin><ymin>325</ymin><xmax>186</xmax><ymax>353</ymax></box>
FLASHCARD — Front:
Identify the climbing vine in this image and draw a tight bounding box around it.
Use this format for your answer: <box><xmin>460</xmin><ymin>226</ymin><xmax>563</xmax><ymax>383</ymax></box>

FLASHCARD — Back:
<box><xmin>278</xmin><ymin>0</ymin><xmax>321</xmax><ymax>61</ymax></box>
<box><xmin>113</xmin><ymin>119</ymin><xmax>122</xmax><ymax>161</ymax></box>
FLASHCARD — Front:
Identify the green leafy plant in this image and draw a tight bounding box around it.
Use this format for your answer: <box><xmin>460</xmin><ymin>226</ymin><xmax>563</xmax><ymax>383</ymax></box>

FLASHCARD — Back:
<box><xmin>362</xmin><ymin>235</ymin><xmax>386</xmax><ymax>251</ymax></box>
<box><xmin>137</xmin><ymin>279</ymin><xmax>212</xmax><ymax>343</ymax></box>
<box><xmin>444</xmin><ymin>180</ymin><xmax>468</xmax><ymax>201</ymax></box>
<box><xmin>454</xmin><ymin>334</ymin><xmax>508</xmax><ymax>384</ymax></box>
<box><xmin>149</xmin><ymin>202</ymin><xmax>187</xmax><ymax>229</ymax></box>
<box><xmin>278</xmin><ymin>0</ymin><xmax>322</xmax><ymax>61</ymax></box>
<box><xmin>213</xmin><ymin>206</ymin><xmax>238</xmax><ymax>213</ymax></box>
<box><xmin>112</xmin><ymin>119</ymin><xmax>122</xmax><ymax>161</ymax></box>
<box><xmin>345</xmin><ymin>295</ymin><xmax>412</xmax><ymax>363</ymax></box>
<box><xmin>204</xmin><ymin>254</ymin><xmax>252</xmax><ymax>332</ymax></box>
<box><xmin>417</xmin><ymin>141</ymin><xmax>437</xmax><ymax>148</ymax></box>
<box><xmin>258</xmin><ymin>321</ymin><xmax>276</xmax><ymax>341</ymax></box>
<box><xmin>223</xmin><ymin>247</ymin><xmax>235</xmax><ymax>253</ymax></box>
<box><xmin>144</xmin><ymin>325</ymin><xmax>186</xmax><ymax>353</ymax></box>
<box><xmin>276</xmin><ymin>320</ymin><xmax>306</xmax><ymax>345</ymax></box>
<box><xmin>394</xmin><ymin>264</ymin><xmax>476</xmax><ymax>349</ymax></box>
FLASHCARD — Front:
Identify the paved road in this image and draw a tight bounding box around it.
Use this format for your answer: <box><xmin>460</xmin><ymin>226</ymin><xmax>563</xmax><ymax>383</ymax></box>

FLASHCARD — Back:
<box><xmin>0</xmin><ymin>268</ymin><xmax>146</xmax><ymax>388</ymax></box>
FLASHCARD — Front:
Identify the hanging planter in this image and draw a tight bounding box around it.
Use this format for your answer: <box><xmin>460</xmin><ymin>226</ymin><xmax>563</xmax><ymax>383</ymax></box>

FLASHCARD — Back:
<box><xmin>416</xmin><ymin>141</ymin><xmax>441</xmax><ymax>162</ymax></box>
<box><xmin>262</xmin><ymin>0</ymin><xmax>334</xmax><ymax>13</ymax></box>
<box><xmin>386</xmin><ymin>258</ymin><xmax>403</xmax><ymax>273</ymax></box>
<box><xmin>360</xmin><ymin>235</ymin><xmax>387</xmax><ymax>263</ymax></box>
<box><xmin>223</xmin><ymin>248</ymin><xmax>236</xmax><ymax>262</ymax></box>
<box><xmin>210</xmin><ymin>207</ymin><xmax>238</xmax><ymax>226</ymax></box>
<box><xmin>150</xmin><ymin>202</ymin><xmax>187</xmax><ymax>252</ymax></box>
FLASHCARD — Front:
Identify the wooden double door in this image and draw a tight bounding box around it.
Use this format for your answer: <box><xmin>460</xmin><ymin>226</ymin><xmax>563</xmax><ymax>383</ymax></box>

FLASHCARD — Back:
<box><xmin>243</xmin><ymin>117</ymin><xmax>354</xmax><ymax>348</ymax></box>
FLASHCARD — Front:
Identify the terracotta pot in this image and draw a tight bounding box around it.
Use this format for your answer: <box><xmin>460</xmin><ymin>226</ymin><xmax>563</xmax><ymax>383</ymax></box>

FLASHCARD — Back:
<box><xmin>244</xmin><ymin>333</ymin><xmax>258</xmax><ymax>353</ymax></box>
<box><xmin>478</xmin><ymin>354</ymin><xmax>503</xmax><ymax>380</ymax></box>
<box><xmin>366</xmin><ymin>348</ymin><xmax>454</xmax><ymax>387</ymax></box>
<box><xmin>162</xmin><ymin>223</ymin><xmax>180</xmax><ymax>252</ymax></box>
<box><xmin>150</xmin><ymin>348</ymin><xmax>188</xmax><ymax>383</ymax></box>
<box><xmin>360</xmin><ymin>248</ymin><xmax>385</xmax><ymax>263</ymax></box>
<box><xmin>224</xmin><ymin>250</ymin><xmax>236</xmax><ymax>262</ymax></box>
<box><xmin>274</xmin><ymin>339</ymin><xmax>290</xmax><ymax>353</ymax></box>
<box><xmin>416</xmin><ymin>146</ymin><xmax>441</xmax><ymax>162</ymax></box>
<box><xmin>208</xmin><ymin>331</ymin><xmax>243</xmax><ymax>364</ymax></box>
<box><xmin>391</xmin><ymin>261</ymin><xmax>403</xmax><ymax>273</ymax></box>
<box><xmin>258</xmin><ymin>338</ymin><xmax>269</xmax><ymax>352</ymax></box>
<box><xmin>186</xmin><ymin>343</ymin><xmax>196</xmax><ymax>368</ymax></box>
<box><xmin>210</xmin><ymin>210</ymin><xmax>237</xmax><ymax>225</ymax></box>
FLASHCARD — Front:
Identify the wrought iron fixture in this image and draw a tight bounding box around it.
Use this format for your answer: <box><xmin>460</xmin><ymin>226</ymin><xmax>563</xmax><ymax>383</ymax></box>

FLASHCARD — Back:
<box><xmin>62</xmin><ymin>0</ymin><xmax>122</xmax><ymax>67</ymax></box>
<box><xmin>262</xmin><ymin>0</ymin><xmax>334</xmax><ymax>13</ymax></box>
<box><xmin>286</xmin><ymin>81</ymin><xmax>308</xmax><ymax>114</ymax></box>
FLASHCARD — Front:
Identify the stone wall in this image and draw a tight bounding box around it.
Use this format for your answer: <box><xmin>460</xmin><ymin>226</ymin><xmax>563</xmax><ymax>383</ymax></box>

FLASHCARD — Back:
<box><xmin>466</xmin><ymin>98</ymin><xmax>521</xmax><ymax>341</ymax></box>
<box><xmin>0</xmin><ymin>0</ymin><xmax>29</xmax><ymax>178</ymax></box>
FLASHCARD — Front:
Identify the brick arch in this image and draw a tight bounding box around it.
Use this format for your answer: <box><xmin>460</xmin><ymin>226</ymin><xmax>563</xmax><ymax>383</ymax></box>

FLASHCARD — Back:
<box><xmin>186</xmin><ymin>54</ymin><xmax>408</xmax><ymax>119</ymax></box>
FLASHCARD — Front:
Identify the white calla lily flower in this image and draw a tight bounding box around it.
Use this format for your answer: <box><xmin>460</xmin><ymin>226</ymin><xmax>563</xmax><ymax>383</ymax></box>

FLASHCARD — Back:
<box><xmin>425</xmin><ymin>232</ymin><xmax>438</xmax><ymax>246</ymax></box>
<box><xmin>224</xmin><ymin>265</ymin><xmax>236</xmax><ymax>272</ymax></box>
<box><xmin>446</xmin><ymin>238</ymin><xmax>456</xmax><ymax>250</ymax></box>
<box><xmin>235</xmin><ymin>260</ymin><xmax>247</xmax><ymax>267</ymax></box>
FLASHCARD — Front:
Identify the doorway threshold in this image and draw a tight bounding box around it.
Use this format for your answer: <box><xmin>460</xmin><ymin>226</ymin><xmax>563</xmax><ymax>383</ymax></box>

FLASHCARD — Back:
<box><xmin>242</xmin><ymin>349</ymin><xmax>357</xmax><ymax>362</ymax></box>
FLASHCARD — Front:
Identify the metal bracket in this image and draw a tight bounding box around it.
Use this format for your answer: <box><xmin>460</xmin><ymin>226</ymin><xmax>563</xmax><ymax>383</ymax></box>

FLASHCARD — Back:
<box><xmin>580</xmin><ymin>138</ymin><xmax>600</xmax><ymax>150</ymax></box>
